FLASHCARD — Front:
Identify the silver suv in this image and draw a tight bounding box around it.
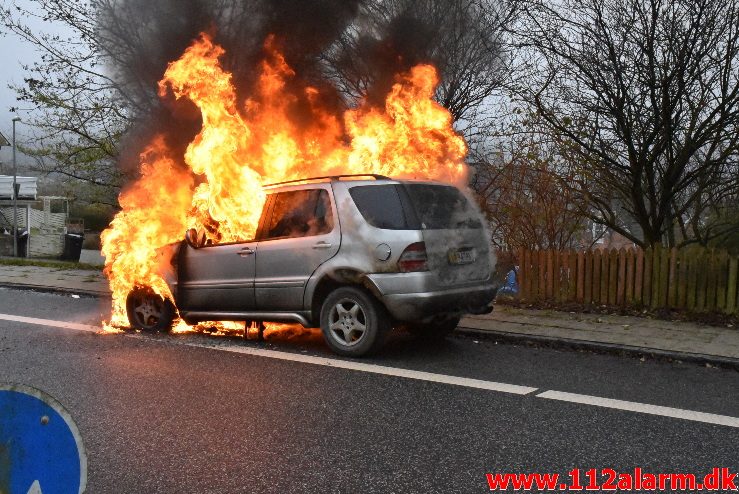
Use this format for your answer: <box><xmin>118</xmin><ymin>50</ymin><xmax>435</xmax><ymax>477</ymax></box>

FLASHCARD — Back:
<box><xmin>126</xmin><ymin>175</ymin><xmax>497</xmax><ymax>356</ymax></box>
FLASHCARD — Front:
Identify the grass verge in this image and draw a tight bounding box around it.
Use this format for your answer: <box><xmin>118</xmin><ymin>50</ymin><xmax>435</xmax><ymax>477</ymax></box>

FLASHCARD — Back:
<box><xmin>495</xmin><ymin>297</ymin><xmax>738</xmax><ymax>328</ymax></box>
<box><xmin>0</xmin><ymin>257</ymin><xmax>102</xmax><ymax>271</ymax></box>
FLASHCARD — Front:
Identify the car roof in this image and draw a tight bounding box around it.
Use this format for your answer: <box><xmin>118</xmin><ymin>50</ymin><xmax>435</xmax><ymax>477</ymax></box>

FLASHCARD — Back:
<box><xmin>262</xmin><ymin>175</ymin><xmax>450</xmax><ymax>192</ymax></box>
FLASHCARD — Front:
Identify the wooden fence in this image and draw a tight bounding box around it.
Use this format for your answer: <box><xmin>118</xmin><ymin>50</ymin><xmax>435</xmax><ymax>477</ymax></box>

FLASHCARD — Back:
<box><xmin>516</xmin><ymin>246</ymin><xmax>739</xmax><ymax>315</ymax></box>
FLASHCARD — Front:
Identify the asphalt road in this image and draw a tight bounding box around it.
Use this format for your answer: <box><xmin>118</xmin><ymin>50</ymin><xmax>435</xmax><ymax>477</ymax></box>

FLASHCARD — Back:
<box><xmin>0</xmin><ymin>287</ymin><xmax>737</xmax><ymax>493</ymax></box>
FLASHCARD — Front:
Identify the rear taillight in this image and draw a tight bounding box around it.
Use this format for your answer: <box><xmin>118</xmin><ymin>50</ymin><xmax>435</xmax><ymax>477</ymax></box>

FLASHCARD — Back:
<box><xmin>398</xmin><ymin>242</ymin><xmax>428</xmax><ymax>272</ymax></box>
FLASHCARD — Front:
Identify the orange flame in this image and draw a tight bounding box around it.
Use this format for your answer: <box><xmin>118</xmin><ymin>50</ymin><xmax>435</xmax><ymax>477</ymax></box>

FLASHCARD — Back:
<box><xmin>102</xmin><ymin>33</ymin><xmax>468</xmax><ymax>329</ymax></box>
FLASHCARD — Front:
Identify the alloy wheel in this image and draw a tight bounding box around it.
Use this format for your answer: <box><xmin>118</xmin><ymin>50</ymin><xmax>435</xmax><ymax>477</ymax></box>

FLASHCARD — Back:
<box><xmin>327</xmin><ymin>298</ymin><xmax>367</xmax><ymax>347</ymax></box>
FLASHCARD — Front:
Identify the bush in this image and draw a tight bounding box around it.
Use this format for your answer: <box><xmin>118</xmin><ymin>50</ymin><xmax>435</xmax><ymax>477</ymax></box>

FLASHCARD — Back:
<box><xmin>69</xmin><ymin>203</ymin><xmax>116</xmax><ymax>232</ymax></box>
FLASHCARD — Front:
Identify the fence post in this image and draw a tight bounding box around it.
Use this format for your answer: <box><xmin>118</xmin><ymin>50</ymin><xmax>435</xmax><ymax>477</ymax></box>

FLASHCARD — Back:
<box><xmin>584</xmin><ymin>250</ymin><xmax>593</xmax><ymax>305</ymax></box>
<box><xmin>599</xmin><ymin>249</ymin><xmax>609</xmax><ymax>304</ymax></box>
<box><xmin>678</xmin><ymin>249</ymin><xmax>688</xmax><ymax>308</ymax></box>
<box><xmin>561</xmin><ymin>250</ymin><xmax>568</xmax><ymax>302</ymax></box>
<box><xmin>617</xmin><ymin>248</ymin><xmax>626</xmax><ymax>306</ymax></box>
<box><xmin>705</xmin><ymin>250</ymin><xmax>715</xmax><ymax>311</ymax></box>
<box><xmin>696</xmin><ymin>250</ymin><xmax>707</xmax><ymax>311</ymax></box>
<box><xmin>716</xmin><ymin>251</ymin><xmax>729</xmax><ymax>313</ymax></box>
<box><xmin>568</xmin><ymin>250</ymin><xmax>577</xmax><ymax>302</ymax></box>
<box><xmin>667</xmin><ymin>247</ymin><xmax>678</xmax><ymax>307</ymax></box>
<box><xmin>643</xmin><ymin>247</ymin><xmax>652</xmax><ymax>307</ymax></box>
<box><xmin>635</xmin><ymin>248</ymin><xmax>644</xmax><ymax>304</ymax></box>
<box><xmin>625</xmin><ymin>249</ymin><xmax>635</xmax><ymax>304</ymax></box>
<box><xmin>727</xmin><ymin>257</ymin><xmax>738</xmax><ymax>315</ymax></box>
<box><xmin>577</xmin><ymin>251</ymin><xmax>585</xmax><ymax>303</ymax></box>
<box><xmin>608</xmin><ymin>249</ymin><xmax>618</xmax><ymax>305</ymax></box>
<box><xmin>553</xmin><ymin>249</ymin><xmax>560</xmax><ymax>301</ymax></box>
<box><xmin>519</xmin><ymin>248</ymin><xmax>528</xmax><ymax>300</ymax></box>
<box><xmin>658</xmin><ymin>245</ymin><xmax>669</xmax><ymax>308</ymax></box>
<box><xmin>546</xmin><ymin>250</ymin><xmax>554</xmax><ymax>300</ymax></box>
<box><xmin>538</xmin><ymin>250</ymin><xmax>546</xmax><ymax>301</ymax></box>
<box><xmin>524</xmin><ymin>249</ymin><xmax>534</xmax><ymax>300</ymax></box>
<box><xmin>686</xmin><ymin>249</ymin><xmax>697</xmax><ymax>311</ymax></box>
<box><xmin>650</xmin><ymin>244</ymin><xmax>661</xmax><ymax>309</ymax></box>
<box><xmin>592</xmin><ymin>250</ymin><xmax>602</xmax><ymax>304</ymax></box>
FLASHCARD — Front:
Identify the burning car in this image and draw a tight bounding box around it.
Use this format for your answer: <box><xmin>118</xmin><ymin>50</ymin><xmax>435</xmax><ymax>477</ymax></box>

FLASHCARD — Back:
<box><xmin>126</xmin><ymin>175</ymin><xmax>497</xmax><ymax>356</ymax></box>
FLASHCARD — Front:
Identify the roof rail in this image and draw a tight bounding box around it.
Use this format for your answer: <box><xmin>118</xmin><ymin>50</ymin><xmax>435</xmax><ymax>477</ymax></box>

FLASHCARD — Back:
<box><xmin>263</xmin><ymin>174</ymin><xmax>390</xmax><ymax>187</ymax></box>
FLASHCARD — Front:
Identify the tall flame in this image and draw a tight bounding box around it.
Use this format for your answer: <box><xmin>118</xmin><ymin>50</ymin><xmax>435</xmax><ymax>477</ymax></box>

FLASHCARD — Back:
<box><xmin>102</xmin><ymin>33</ymin><xmax>468</xmax><ymax>328</ymax></box>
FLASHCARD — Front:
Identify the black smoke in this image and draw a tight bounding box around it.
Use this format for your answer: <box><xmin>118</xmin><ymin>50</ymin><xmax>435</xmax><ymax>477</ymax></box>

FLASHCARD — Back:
<box><xmin>98</xmin><ymin>0</ymin><xmax>368</xmax><ymax>172</ymax></box>
<box><xmin>96</xmin><ymin>0</ymin><xmax>492</xmax><ymax>173</ymax></box>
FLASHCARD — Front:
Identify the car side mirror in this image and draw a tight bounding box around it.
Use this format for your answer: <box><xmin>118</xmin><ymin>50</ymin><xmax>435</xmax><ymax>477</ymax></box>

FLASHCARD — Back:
<box><xmin>185</xmin><ymin>228</ymin><xmax>199</xmax><ymax>248</ymax></box>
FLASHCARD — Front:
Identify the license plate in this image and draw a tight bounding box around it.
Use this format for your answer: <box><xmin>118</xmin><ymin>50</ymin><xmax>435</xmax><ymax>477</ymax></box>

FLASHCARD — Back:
<box><xmin>448</xmin><ymin>248</ymin><xmax>476</xmax><ymax>265</ymax></box>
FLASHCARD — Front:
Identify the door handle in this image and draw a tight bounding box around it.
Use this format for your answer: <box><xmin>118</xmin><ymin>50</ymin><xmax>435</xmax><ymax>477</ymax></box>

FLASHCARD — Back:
<box><xmin>312</xmin><ymin>241</ymin><xmax>332</xmax><ymax>249</ymax></box>
<box><xmin>237</xmin><ymin>247</ymin><xmax>254</xmax><ymax>256</ymax></box>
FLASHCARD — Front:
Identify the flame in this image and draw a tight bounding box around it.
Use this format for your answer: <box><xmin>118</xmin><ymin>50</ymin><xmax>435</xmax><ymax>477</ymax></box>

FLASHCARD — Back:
<box><xmin>101</xmin><ymin>136</ymin><xmax>194</xmax><ymax>328</ymax></box>
<box><xmin>101</xmin><ymin>33</ymin><xmax>468</xmax><ymax>329</ymax></box>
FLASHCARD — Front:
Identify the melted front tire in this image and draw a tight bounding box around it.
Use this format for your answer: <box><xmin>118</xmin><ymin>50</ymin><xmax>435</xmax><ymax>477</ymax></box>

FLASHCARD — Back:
<box><xmin>126</xmin><ymin>287</ymin><xmax>176</xmax><ymax>332</ymax></box>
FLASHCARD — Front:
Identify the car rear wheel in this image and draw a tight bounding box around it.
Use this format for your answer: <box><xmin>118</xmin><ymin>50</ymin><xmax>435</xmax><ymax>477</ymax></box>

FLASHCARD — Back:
<box><xmin>320</xmin><ymin>286</ymin><xmax>390</xmax><ymax>357</ymax></box>
<box><xmin>403</xmin><ymin>316</ymin><xmax>461</xmax><ymax>340</ymax></box>
<box><xmin>126</xmin><ymin>287</ymin><xmax>176</xmax><ymax>332</ymax></box>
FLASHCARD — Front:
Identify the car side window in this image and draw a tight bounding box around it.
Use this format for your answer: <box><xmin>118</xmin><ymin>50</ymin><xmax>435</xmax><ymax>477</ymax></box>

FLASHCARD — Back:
<box><xmin>263</xmin><ymin>189</ymin><xmax>334</xmax><ymax>240</ymax></box>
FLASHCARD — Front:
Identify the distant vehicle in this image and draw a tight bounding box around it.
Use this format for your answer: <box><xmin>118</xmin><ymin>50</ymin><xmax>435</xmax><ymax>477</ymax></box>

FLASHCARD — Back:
<box><xmin>126</xmin><ymin>175</ymin><xmax>497</xmax><ymax>356</ymax></box>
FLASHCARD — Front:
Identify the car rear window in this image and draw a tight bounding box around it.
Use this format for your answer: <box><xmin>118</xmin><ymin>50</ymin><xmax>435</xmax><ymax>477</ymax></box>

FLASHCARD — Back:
<box><xmin>349</xmin><ymin>185</ymin><xmax>411</xmax><ymax>229</ymax></box>
<box><xmin>405</xmin><ymin>184</ymin><xmax>482</xmax><ymax>230</ymax></box>
<box><xmin>349</xmin><ymin>183</ymin><xmax>481</xmax><ymax>230</ymax></box>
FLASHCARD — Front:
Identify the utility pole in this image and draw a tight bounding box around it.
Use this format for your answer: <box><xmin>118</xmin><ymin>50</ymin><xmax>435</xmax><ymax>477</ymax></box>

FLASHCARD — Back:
<box><xmin>12</xmin><ymin>117</ymin><xmax>21</xmax><ymax>257</ymax></box>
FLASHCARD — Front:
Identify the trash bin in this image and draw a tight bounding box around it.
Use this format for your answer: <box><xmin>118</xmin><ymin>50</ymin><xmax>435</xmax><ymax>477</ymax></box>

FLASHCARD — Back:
<box><xmin>17</xmin><ymin>230</ymin><xmax>29</xmax><ymax>258</ymax></box>
<box><xmin>61</xmin><ymin>233</ymin><xmax>84</xmax><ymax>262</ymax></box>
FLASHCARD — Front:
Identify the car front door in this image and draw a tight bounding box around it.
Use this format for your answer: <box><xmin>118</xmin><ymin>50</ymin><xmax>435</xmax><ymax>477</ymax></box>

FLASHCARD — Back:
<box><xmin>254</xmin><ymin>186</ymin><xmax>340</xmax><ymax>311</ymax></box>
<box><xmin>179</xmin><ymin>240</ymin><xmax>258</xmax><ymax>312</ymax></box>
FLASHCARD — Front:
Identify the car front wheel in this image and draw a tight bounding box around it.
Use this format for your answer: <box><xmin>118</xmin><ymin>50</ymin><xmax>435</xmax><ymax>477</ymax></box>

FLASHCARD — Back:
<box><xmin>126</xmin><ymin>287</ymin><xmax>176</xmax><ymax>332</ymax></box>
<box><xmin>320</xmin><ymin>286</ymin><xmax>390</xmax><ymax>357</ymax></box>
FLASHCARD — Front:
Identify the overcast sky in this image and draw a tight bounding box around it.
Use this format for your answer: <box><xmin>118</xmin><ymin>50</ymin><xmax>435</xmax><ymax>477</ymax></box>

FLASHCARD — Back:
<box><xmin>0</xmin><ymin>0</ymin><xmax>76</xmax><ymax>173</ymax></box>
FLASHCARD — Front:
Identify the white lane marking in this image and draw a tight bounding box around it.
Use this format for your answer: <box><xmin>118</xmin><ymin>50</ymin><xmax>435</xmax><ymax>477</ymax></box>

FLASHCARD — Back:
<box><xmin>0</xmin><ymin>312</ymin><xmax>536</xmax><ymax>395</ymax></box>
<box><xmin>537</xmin><ymin>390</ymin><xmax>739</xmax><ymax>428</ymax></box>
<box><xmin>4</xmin><ymin>312</ymin><xmax>739</xmax><ymax>428</ymax></box>
<box><xmin>0</xmin><ymin>313</ymin><xmax>100</xmax><ymax>333</ymax></box>
<box><xmin>178</xmin><ymin>341</ymin><xmax>539</xmax><ymax>395</ymax></box>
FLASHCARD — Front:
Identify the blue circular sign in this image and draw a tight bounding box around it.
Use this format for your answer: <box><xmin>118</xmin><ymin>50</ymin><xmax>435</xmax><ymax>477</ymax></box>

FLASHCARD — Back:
<box><xmin>0</xmin><ymin>384</ymin><xmax>87</xmax><ymax>494</ymax></box>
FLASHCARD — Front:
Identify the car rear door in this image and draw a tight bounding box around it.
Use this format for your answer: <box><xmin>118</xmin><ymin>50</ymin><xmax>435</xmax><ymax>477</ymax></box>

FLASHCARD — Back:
<box><xmin>254</xmin><ymin>185</ymin><xmax>340</xmax><ymax>310</ymax></box>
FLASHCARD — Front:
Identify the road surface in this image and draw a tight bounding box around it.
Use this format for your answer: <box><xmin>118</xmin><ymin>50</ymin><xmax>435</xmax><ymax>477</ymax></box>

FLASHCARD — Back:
<box><xmin>0</xmin><ymin>287</ymin><xmax>737</xmax><ymax>492</ymax></box>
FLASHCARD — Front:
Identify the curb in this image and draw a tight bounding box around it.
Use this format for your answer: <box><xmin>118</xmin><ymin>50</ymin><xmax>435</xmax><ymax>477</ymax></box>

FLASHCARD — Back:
<box><xmin>0</xmin><ymin>282</ymin><xmax>109</xmax><ymax>299</ymax></box>
<box><xmin>455</xmin><ymin>326</ymin><xmax>739</xmax><ymax>371</ymax></box>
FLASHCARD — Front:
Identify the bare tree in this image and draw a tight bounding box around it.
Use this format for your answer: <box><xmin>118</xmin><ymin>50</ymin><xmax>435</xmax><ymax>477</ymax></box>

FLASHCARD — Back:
<box><xmin>1</xmin><ymin>0</ymin><xmax>127</xmax><ymax>202</ymax></box>
<box><xmin>321</xmin><ymin>0</ymin><xmax>520</xmax><ymax>131</ymax></box>
<box><xmin>3</xmin><ymin>0</ymin><xmax>519</xmax><ymax>204</ymax></box>
<box><xmin>471</xmin><ymin>115</ymin><xmax>588</xmax><ymax>251</ymax></box>
<box><xmin>1</xmin><ymin>0</ymin><xmax>231</xmax><ymax>203</ymax></box>
<box><xmin>511</xmin><ymin>0</ymin><xmax>739</xmax><ymax>248</ymax></box>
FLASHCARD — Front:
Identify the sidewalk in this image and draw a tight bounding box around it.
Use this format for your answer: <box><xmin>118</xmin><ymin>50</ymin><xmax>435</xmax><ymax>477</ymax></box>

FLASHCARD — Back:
<box><xmin>459</xmin><ymin>305</ymin><xmax>739</xmax><ymax>366</ymax></box>
<box><xmin>0</xmin><ymin>262</ymin><xmax>109</xmax><ymax>296</ymax></box>
<box><xmin>0</xmin><ymin>262</ymin><xmax>737</xmax><ymax>366</ymax></box>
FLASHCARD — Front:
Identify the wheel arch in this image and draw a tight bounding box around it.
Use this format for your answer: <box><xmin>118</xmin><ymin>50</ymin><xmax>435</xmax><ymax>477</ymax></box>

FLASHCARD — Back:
<box><xmin>308</xmin><ymin>268</ymin><xmax>383</xmax><ymax>325</ymax></box>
